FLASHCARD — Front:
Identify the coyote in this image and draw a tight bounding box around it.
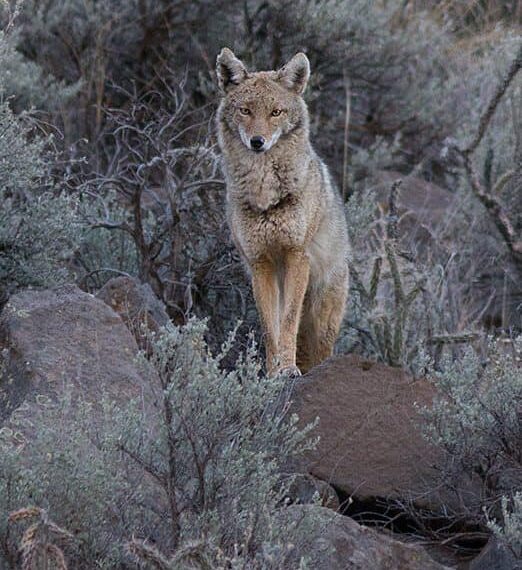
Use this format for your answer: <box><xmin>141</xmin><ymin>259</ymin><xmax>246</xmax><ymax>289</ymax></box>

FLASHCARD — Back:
<box><xmin>216</xmin><ymin>48</ymin><xmax>349</xmax><ymax>376</ymax></box>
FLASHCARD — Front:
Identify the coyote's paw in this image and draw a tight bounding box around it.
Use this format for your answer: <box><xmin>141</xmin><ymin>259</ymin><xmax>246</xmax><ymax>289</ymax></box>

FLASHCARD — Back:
<box><xmin>278</xmin><ymin>365</ymin><xmax>302</xmax><ymax>378</ymax></box>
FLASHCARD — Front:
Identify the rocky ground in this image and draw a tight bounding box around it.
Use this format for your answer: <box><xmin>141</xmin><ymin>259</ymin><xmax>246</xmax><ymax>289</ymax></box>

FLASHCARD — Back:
<box><xmin>0</xmin><ymin>281</ymin><xmax>517</xmax><ymax>569</ymax></box>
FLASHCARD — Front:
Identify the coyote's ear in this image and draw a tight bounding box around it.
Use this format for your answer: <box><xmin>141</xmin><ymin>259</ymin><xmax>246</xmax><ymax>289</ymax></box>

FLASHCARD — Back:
<box><xmin>216</xmin><ymin>48</ymin><xmax>248</xmax><ymax>92</ymax></box>
<box><xmin>277</xmin><ymin>53</ymin><xmax>310</xmax><ymax>94</ymax></box>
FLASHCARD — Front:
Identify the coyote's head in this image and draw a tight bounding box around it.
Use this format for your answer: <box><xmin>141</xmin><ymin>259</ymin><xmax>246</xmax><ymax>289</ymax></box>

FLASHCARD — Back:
<box><xmin>216</xmin><ymin>48</ymin><xmax>310</xmax><ymax>153</ymax></box>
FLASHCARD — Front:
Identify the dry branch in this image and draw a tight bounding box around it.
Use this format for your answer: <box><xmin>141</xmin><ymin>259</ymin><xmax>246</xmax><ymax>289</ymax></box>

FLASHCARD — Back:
<box><xmin>454</xmin><ymin>43</ymin><xmax>522</xmax><ymax>266</ymax></box>
<box><xmin>462</xmin><ymin>43</ymin><xmax>522</xmax><ymax>157</ymax></box>
<box><xmin>127</xmin><ymin>538</ymin><xmax>171</xmax><ymax>570</ymax></box>
<box><xmin>386</xmin><ymin>178</ymin><xmax>402</xmax><ymax>242</ymax></box>
<box><xmin>461</xmin><ymin>153</ymin><xmax>522</xmax><ymax>263</ymax></box>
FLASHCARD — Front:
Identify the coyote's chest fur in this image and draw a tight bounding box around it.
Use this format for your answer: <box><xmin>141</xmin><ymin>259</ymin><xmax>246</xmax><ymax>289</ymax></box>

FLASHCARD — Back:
<box><xmin>225</xmin><ymin>149</ymin><xmax>317</xmax><ymax>257</ymax></box>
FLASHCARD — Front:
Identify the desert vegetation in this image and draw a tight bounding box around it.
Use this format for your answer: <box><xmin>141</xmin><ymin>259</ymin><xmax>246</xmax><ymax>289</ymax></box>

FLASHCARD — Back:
<box><xmin>0</xmin><ymin>0</ymin><xmax>520</xmax><ymax>568</ymax></box>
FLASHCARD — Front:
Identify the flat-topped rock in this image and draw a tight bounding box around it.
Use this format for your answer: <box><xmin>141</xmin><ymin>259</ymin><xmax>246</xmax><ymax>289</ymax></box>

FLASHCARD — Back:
<box><xmin>291</xmin><ymin>354</ymin><xmax>476</xmax><ymax>515</ymax></box>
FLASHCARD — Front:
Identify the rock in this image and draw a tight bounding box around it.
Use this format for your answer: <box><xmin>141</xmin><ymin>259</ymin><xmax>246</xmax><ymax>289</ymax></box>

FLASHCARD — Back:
<box><xmin>284</xmin><ymin>473</ymin><xmax>340</xmax><ymax>510</ymax></box>
<box><xmin>373</xmin><ymin>171</ymin><xmax>457</xmax><ymax>259</ymax></box>
<box><xmin>97</xmin><ymin>276</ymin><xmax>170</xmax><ymax>349</ymax></box>
<box><xmin>290</xmin><ymin>355</ymin><xmax>474</xmax><ymax>515</ymax></box>
<box><xmin>373</xmin><ymin>170</ymin><xmax>520</xmax><ymax>328</ymax></box>
<box><xmin>470</xmin><ymin>537</ymin><xmax>521</xmax><ymax>570</ymax></box>
<box><xmin>279</xmin><ymin>505</ymin><xmax>452</xmax><ymax>569</ymax></box>
<box><xmin>0</xmin><ymin>285</ymin><xmax>157</xmax><ymax>424</ymax></box>
<box><xmin>0</xmin><ymin>285</ymin><xmax>165</xmax><ymax>570</ymax></box>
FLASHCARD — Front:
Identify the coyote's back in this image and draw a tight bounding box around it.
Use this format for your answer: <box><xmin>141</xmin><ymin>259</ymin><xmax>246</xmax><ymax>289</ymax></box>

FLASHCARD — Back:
<box><xmin>216</xmin><ymin>48</ymin><xmax>349</xmax><ymax>375</ymax></box>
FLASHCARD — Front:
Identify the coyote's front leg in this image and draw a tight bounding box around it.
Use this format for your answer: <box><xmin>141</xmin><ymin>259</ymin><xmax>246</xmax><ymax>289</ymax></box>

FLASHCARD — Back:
<box><xmin>278</xmin><ymin>249</ymin><xmax>310</xmax><ymax>376</ymax></box>
<box><xmin>251</xmin><ymin>258</ymin><xmax>280</xmax><ymax>374</ymax></box>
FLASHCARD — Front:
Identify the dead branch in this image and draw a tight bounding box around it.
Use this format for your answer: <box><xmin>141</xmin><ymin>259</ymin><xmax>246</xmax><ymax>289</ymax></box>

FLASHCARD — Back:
<box><xmin>462</xmin><ymin>43</ymin><xmax>522</xmax><ymax>156</ymax></box>
<box><xmin>461</xmin><ymin>153</ymin><xmax>522</xmax><ymax>263</ymax></box>
<box><xmin>454</xmin><ymin>43</ymin><xmax>522</xmax><ymax>266</ymax></box>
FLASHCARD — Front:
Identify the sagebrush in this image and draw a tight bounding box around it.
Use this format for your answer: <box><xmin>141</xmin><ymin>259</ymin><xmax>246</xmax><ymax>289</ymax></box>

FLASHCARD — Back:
<box><xmin>0</xmin><ymin>319</ymin><xmax>316</xmax><ymax>568</ymax></box>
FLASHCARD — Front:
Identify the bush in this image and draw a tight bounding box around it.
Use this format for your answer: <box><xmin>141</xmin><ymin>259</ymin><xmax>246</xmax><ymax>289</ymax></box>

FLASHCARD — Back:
<box><xmin>11</xmin><ymin>0</ymin><xmax>518</xmax><ymax>182</ymax></box>
<box><xmin>0</xmin><ymin>14</ymin><xmax>82</xmax><ymax>300</ymax></box>
<box><xmin>0</xmin><ymin>319</ymin><xmax>316</xmax><ymax>568</ymax></box>
<box><xmin>74</xmin><ymin>77</ymin><xmax>255</xmax><ymax>346</ymax></box>
<box><xmin>5</xmin><ymin>0</ymin><xmax>519</xmax><ymax>340</ymax></box>
<box><xmin>486</xmin><ymin>492</ymin><xmax>522</xmax><ymax>559</ymax></box>
<box><xmin>0</xmin><ymin>0</ymin><xmax>520</xmax><ymax>563</ymax></box>
<box><xmin>76</xmin><ymin>191</ymin><xmax>140</xmax><ymax>290</ymax></box>
<box><xmin>340</xmin><ymin>178</ymin><xmax>479</xmax><ymax>373</ymax></box>
<box><xmin>421</xmin><ymin>337</ymin><xmax>522</xmax><ymax>537</ymax></box>
<box><xmin>0</xmin><ymin>98</ymin><xmax>81</xmax><ymax>299</ymax></box>
<box><xmin>9</xmin><ymin>0</ymin><xmax>239</xmax><ymax>144</ymax></box>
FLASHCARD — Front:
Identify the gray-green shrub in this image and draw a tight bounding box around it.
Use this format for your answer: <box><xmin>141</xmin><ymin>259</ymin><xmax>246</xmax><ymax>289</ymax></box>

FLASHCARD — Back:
<box><xmin>340</xmin><ymin>178</ymin><xmax>479</xmax><ymax>373</ymax></box>
<box><xmin>73</xmin><ymin>79</ymin><xmax>255</xmax><ymax>346</ymax></box>
<box><xmin>0</xmin><ymin>99</ymin><xmax>80</xmax><ymax>298</ymax></box>
<box><xmin>422</xmin><ymin>337</ymin><xmax>522</xmax><ymax>542</ymax></box>
<box><xmin>0</xmin><ymin>17</ymin><xmax>82</xmax><ymax>299</ymax></box>
<box><xmin>7</xmin><ymin>0</ymin><xmax>520</xmax><ymax>339</ymax></box>
<box><xmin>486</xmin><ymin>492</ymin><xmax>522</xmax><ymax>559</ymax></box>
<box><xmin>0</xmin><ymin>319</ymin><xmax>315</xmax><ymax>568</ymax></box>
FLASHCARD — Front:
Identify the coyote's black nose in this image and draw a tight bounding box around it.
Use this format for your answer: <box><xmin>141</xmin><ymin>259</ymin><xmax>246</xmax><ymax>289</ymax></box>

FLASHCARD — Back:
<box><xmin>250</xmin><ymin>136</ymin><xmax>265</xmax><ymax>151</ymax></box>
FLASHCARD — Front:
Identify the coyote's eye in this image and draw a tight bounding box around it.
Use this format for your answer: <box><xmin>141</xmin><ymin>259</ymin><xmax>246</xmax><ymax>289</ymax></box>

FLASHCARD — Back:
<box><xmin>239</xmin><ymin>108</ymin><xmax>251</xmax><ymax>115</ymax></box>
<box><xmin>271</xmin><ymin>109</ymin><xmax>282</xmax><ymax>117</ymax></box>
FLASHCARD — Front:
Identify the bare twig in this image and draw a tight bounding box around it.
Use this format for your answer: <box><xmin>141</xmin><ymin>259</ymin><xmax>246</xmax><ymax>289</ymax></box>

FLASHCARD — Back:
<box><xmin>427</xmin><ymin>332</ymin><xmax>480</xmax><ymax>345</ymax></box>
<box><xmin>127</xmin><ymin>538</ymin><xmax>171</xmax><ymax>570</ymax></box>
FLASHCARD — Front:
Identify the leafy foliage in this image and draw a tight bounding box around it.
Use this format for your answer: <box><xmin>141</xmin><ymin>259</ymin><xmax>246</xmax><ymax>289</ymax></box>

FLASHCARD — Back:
<box><xmin>120</xmin><ymin>319</ymin><xmax>316</xmax><ymax>568</ymax></box>
<box><xmin>0</xmin><ymin>16</ymin><xmax>82</xmax><ymax>300</ymax></box>
<box><xmin>1</xmin><ymin>0</ymin><xmax>519</xmax><ymax>336</ymax></box>
<box><xmin>341</xmin><ymin>179</ymin><xmax>478</xmax><ymax>373</ymax></box>
<box><xmin>424</xmin><ymin>338</ymin><xmax>521</xmax><ymax>474</ymax></box>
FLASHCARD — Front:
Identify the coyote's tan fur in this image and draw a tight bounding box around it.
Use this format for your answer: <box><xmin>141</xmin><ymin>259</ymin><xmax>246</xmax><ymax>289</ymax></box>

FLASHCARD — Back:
<box><xmin>216</xmin><ymin>48</ymin><xmax>349</xmax><ymax>376</ymax></box>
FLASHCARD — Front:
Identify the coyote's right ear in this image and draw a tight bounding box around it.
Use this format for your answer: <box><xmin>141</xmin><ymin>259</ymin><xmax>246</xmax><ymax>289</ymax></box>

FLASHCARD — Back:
<box><xmin>216</xmin><ymin>48</ymin><xmax>248</xmax><ymax>92</ymax></box>
<box><xmin>277</xmin><ymin>53</ymin><xmax>310</xmax><ymax>94</ymax></box>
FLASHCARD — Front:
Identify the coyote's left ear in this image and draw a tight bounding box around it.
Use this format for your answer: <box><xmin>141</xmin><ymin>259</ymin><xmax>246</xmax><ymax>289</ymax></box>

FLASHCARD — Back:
<box><xmin>216</xmin><ymin>47</ymin><xmax>248</xmax><ymax>92</ymax></box>
<box><xmin>277</xmin><ymin>53</ymin><xmax>310</xmax><ymax>95</ymax></box>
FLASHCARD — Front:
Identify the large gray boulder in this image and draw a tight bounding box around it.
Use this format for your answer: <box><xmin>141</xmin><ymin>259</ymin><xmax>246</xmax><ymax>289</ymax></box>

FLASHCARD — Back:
<box><xmin>0</xmin><ymin>285</ymin><xmax>157</xmax><ymax>424</ymax></box>
<box><xmin>281</xmin><ymin>505</ymin><xmax>453</xmax><ymax>569</ymax></box>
